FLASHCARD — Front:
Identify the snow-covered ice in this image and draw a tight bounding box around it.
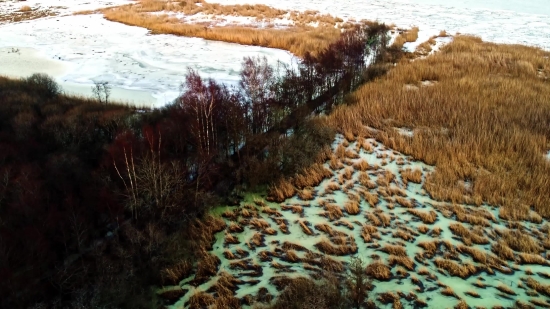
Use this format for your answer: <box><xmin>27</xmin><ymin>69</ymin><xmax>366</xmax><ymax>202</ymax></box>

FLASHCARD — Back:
<box><xmin>0</xmin><ymin>13</ymin><xmax>295</xmax><ymax>107</ymax></box>
<box><xmin>209</xmin><ymin>0</ymin><xmax>550</xmax><ymax>51</ymax></box>
<box><xmin>0</xmin><ymin>0</ymin><xmax>133</xmax><ymax>22</ymax></box>
<box><xmin>1</xmin><ymin>0</ymin><xmax>549</xmax><ymax>106</ymax></box>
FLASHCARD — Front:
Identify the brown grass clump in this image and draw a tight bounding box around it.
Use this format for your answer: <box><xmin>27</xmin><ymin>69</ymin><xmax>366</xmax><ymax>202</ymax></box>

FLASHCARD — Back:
<box><xmin>189</xmin><ymin>291</ymin><xmax>215</xmax><ymax>309</ymax></box>
<box><xmin>224</xmin><ymin>233</ymin><xmax>240</xmax><ymax>245</ymax></box>
<box><xmin>227</xmin><ymin>222</ymin><xmax>244</xmax><ymax>233</ymax></box>
<box><xmin>432</xmin><ymin>226</ymin><xmax>442</xmax><ymax>236</ymax></box>
<box><xmin>519</xmin><ymin>253</ymin><xmax>547</xmax><ymax>265</ymax></box>
<box><xmin>418</xmin><ymin>225</ymin><xmax>429</xmax><ymax>234</ymax></box>
<box><xmin>299</xmin><ymin>221</ymin><xmax>314</xmax><ymax>236</ymax></box>
<box><xmin>327</xmin><ymin>35</ymin><xmax>550</xmax><ymax>218</ymax></box>
<box><xmin>329</xmin><ymin>155</ymin><xmax>344</xmax><ymax>171</ymax></box>
<box><xmin>366</xmin><ymin>212</ymin><xmax>382</xmax><ymax>226</ymax></box>
<box><xmin>449</xmin><ymin>223</ymin><xmax>489</xmax><ymax>245</ymax></box>
<box><xmin>454</xmin><ymin>300</ymin><xmax>468</xmax><ymax>309</ymax></box>
<box><xmin>249</xmin><ymin>218</ymin><xmax>270</xmax><ymax>230</ymax></box>
<box><xmin>366</xmin><ymin>261</ymin><xmax>392</xmax><ymax>281</ymax></box>
<box><xmin>323</xmin><ymin>203</ymin><xmax>344</xmax><ymax>221</ymax></box>
<box><xmin>294</xmin><ymin>164</ymin><xmax>333</xmax><ymax>189</ymax></box>
<box><xmin>434</xmin><ymin>258</ymin><xmax>477</xmax><ymax>278</ymax></box>
<box><xmin>361</xmin><ymin>224</ymin><xmax>379</xmax><ymax>243</ymax></box>
<box><xmin>498</xmin><ymin>229</ymin><xmax>542</xmax><ymax>254</ymax></box>
<box><xmin>491</xmin><ymin>240</ymin><xmax>516</xmax><ymax>261</ymax></box>
<box><xmin>395</xmin><ymin>197</ymin><xmax>414</xmax><ymax>208</ymax></box>
<box><xmin>378</xmin><ymin>212</ymin><xmax>392</xmax><ymax>227</ymax></box>
<box><xmin>457</xmin><ymin>245</ymin><xmax>490</xmax><ymax>264</ymax></box>
<box><xmin>353</xmin><ymin>159</ymin><xmax>370</xmax><ymax>171</ymax></box>
<box><xmin>161</xmin><ymin>260</ymin><xmax>192</xmax><ymax>285</ymax></box>
<box><xmin>381</xmin><ymin>244</ymin><xmax>407</xmax><ymax>257</ymax></box>
<box><xmin>298</xmin><ymin>188</ymin><xmax>315</xmax><ymax>201</ymax></box>
<box><xmin>388</xmin><ymin>255</ymin><xmax>415</xmax><ymax>270</ymax></box>
<box><xmin>418</xmin><ymin>241</ymin><xmax>439</xmax><ymax>255</ymax></box>
<box><xmin>268</xmin><ymin>178</ymin><xmax>296</xmax><ymax>202</ymax></box>
<box><xmin>344</xmin><ymin>200</ymin><xmax>361</xmax><ymax>215</ymax></box>
<box><xmin>408</xmin><ymin>209</ymin><xmax>437</xmax><ymax>224</ymax></box>
<box><xmin>394</xmin><ymin>229</ymin><xmax>414</xmax><ymax>242</ymax></box>
<box><xmin>401</xmin><ymin>168</ymin><xmax>423</xmax><ymax>185</ymax></box>
<box><xmin>359</xmin><ymin>172</ymin><xmax>377</xmax><ymax>190</ymax></box>
<box><xmin>524</xmin><ymin>277</ymin><xmax>550</xmax><ymax>296</ymax></box>
<box><xmin>315</xmin><ymin>237</ymin><xmax>357</xmax><ymax>256</ymax></box>
<box><xmin>465</xmin><ymin>290</ymin><xmax>480</xmax><ymax>298</ymax></box>
<box><xmin>496</xmin><ymin>283</ymin><xmax>517</xmax><ymax>295</ymax></box>
<box><xmin>325</xmin><ymin>181</ymin><xmax>341</xmax><ymax>193</ymax></box>
<box><xmin>196</xmin><ymin>250</ymin><xmax>221</xmax><ymax>280</ymax></box>
<box><xmin>20</xmin><ymin>5</ymin><xmax>32</xmax><ymax>12</ymax></box>
<box><xmin>417</xmin><ymin>267</ymin><xmax>430</xmax><ymax>276</ymax></box>
<box><xmin>281</xmin><ymin>204</ymin><xmax>303</xmax><ymax>215</ymax></box>
<box><xmin>440</xmin><ymin>286</ymin><xmax>458</xmax><ymax>298</ymax></box>
<box><xmin>360</xmin><ymin>190</ymin><xmax>380</xmax><ymax>206</ymax></box>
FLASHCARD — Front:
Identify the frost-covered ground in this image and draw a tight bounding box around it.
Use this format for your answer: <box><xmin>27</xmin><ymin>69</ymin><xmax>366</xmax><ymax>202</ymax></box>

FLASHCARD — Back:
<box><xmin>165</xmin><ymin>134</ymin><xmax>550</xmax><ymax>308</ymax></box>
<box><xmin>209</xmin><ymin>0</ymin><xmax>550</xmax><ymax>51</ymax></box>
<box><xmin>0</xmin><ymin>1</ymin><xmax>294</xmax><ymax>107</ymax></box>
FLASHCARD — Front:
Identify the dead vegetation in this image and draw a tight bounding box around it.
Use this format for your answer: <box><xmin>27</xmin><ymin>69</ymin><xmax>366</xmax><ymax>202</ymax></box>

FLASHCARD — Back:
<box><xmin>327</xmin><ymin>35</ymin><xmax>550</xmax><ymax>218</ymax></box>
<box><xmin>366</xmin><ymin>261</ymin><xmax>392</xmax><ymax>281</ymax></box>
<box><xmin>400</xmin><ymin>168</ymin><xmax>423</xmax><ymax>185</ymax></box>
<box><xmin>98</xmin><ymin>0</ymin><xmax>361</xmax><ymax>57</ymax></box>
<box><xmin>449</xmin><ymin>223</ymin><xmax>489</xmax><ymax>245</ymax></box>
<box><xmin>408</xmin><ymin>209</ymin><xmax>437</xmax><ymax>224</ymax></box>
<box><xmin>434</xmin><ymin>257</ymin><xmax>477</xmax><ymax>278</ymax></box>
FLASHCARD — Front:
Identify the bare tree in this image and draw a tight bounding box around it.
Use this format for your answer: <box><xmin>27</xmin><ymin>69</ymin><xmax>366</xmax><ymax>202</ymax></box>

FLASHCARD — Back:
<box><xmin>239</xmin><ymin>56</ymin><xmax>275</xmax><ymax>134</ymax></box>
<box><xmin>91</xmin><ymin>81</ymin><xmax>111</xmax><ymax>105</ymax></box>
<box><xmin>345</xmin><ymin>257</ymin><xmax>373</xmax><ymax>309</ymax></box>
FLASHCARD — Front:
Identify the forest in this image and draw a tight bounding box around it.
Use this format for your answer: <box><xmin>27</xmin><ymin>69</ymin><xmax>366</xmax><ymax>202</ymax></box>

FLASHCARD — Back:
<box><xmin>0</xmin><ymin>23</ymin><xmax>391</xmax><ymax>308</ymax></box>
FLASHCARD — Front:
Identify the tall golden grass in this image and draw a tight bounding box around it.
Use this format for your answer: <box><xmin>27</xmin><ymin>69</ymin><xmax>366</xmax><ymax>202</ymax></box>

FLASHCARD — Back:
<box><xmin>98</xmin><ymin>0</ymin><xmax>350</xmax><ymax>56</ymax></box>
<box><xmin>328</xmin><ymin>35</ymin><xmax>550</xmax><ymax>218</ymax></box>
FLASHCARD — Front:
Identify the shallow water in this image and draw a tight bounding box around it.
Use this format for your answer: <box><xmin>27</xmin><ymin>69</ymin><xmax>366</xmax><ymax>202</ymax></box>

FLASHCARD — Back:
<box><xmin>164</xmin><ymin>134</ymin><xmax>550</xmax><ymax>308</ymax></box>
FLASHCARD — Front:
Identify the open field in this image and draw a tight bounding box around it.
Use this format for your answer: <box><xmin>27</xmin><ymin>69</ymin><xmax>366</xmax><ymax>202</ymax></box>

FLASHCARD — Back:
<box><xmin>329</xmin><ymin>35</ymin><xmax>550</xmax><ymax>218</ymax></box>
<box><xmin>97</xmin><ymin>0</ymin><xmax>364</xmax><ymax>57</ymax></box>
<box><xmin>160</xmin><ymin>134</ymin><xmax>550</xmax><ymax>308</ymax></box>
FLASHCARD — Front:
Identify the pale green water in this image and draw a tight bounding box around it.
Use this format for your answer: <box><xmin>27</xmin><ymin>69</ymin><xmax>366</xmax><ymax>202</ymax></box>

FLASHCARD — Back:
<box><xmin>164</xmin><ymin>134</ymin><xmax>550</xmax><ymax>308</ymax></box>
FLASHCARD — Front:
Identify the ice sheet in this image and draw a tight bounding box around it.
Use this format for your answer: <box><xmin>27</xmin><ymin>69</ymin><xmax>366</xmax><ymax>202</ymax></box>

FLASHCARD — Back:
<box><xmin>208</xmin><ymin>0</ymin><xmax>550</xmax><ymax>51</ymax></box>
<box><xmin>0</xmin><ymin>14</ymin><xmax>295</xmax><ymax>107</ymax></box>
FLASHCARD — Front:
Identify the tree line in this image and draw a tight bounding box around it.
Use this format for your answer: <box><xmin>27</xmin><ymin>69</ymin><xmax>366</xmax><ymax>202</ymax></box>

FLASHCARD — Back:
<box><xmin>0</xmin><ymin>22</ymin><xmax>389</xmax><ymax>308</ymax></box>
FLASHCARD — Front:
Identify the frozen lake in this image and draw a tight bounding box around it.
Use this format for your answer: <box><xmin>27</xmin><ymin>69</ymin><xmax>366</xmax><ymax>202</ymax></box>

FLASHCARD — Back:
<box><xmin>1</xmin><ymin>0</ymin><xmax>548</xmax><ymax>106</ymax></box>
<box><xmin>212</xmin><ymin>0</ymin><xmax>550</xmax><ymax>50</ymax></box>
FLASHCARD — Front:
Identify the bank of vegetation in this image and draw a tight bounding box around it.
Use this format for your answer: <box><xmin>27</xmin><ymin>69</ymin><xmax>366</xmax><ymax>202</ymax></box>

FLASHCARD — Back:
<box><xmin>95</xmin><ymin>0</ymin><xmax>373</xmax><ymax>57</ymax></box>
<box><xmin>325</xmin><ymin>35</ymin><xmax>550</xmax><ymax>218</ymax></box>
<box><xmin>0</xmin><ymin>23</ymin><xmax>390</xmax><ymax>308</ymax></box>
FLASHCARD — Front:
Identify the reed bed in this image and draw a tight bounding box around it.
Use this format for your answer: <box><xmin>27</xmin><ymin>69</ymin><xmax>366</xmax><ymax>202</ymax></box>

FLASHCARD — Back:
<box><xmin>327</xmin><ymin>35</ymin><xmax>550</xmax><ymax>218</ymax></box>
<box><xmin>407</xmin><ymin>209</ymin><xmax>437</xmax><ymax>224</ymax></box>
<box><xmin>434</xmin><ymin>257</ymin><xmax>477</xmax><ymax>278</ymax></box>
<box><xmin>366</xmin><ymin>261</ymin><xmax>392</xmax><ymax>280</ymax></box>
<box><xmin>99</xmin><ymin>0</ymin><xmax>350</xmax><ymax>56</ymax></box>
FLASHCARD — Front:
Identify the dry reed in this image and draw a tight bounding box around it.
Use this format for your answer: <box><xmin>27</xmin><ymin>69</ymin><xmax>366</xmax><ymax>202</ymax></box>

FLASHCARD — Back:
<box><xmin>327</xmin><ymin>35</ymin><xmax>550</xmax><ymax>218</ymax></box>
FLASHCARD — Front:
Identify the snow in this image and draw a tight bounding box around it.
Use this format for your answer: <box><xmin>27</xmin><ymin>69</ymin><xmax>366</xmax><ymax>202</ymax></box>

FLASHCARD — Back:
<box><xmin>0</xmin><ymin>0</ymin><xmax>133</xmax><ymax>21</ymax></box>
<box><xmin>167</xmin><ymin>134</ymin><xmax>550</xmax><ymax>308</ymax></box>
<box><xmin>208</xmin><ymin>0</ymin><xmax>550</xmax><ymax>51</ymax></box>
<box><xmin>0</xmin><ymin>13</ymin><xmax>295</xmax><ymax>107</ymax></box>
